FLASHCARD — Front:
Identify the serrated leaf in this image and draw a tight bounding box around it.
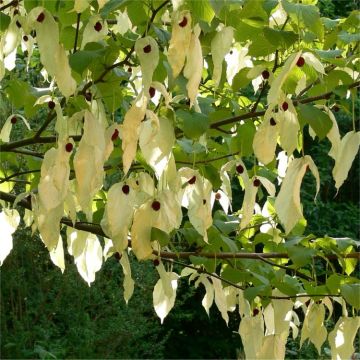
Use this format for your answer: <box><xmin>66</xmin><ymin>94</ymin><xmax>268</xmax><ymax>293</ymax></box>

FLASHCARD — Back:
<box><xmin>176</xmin><ymin>109</ymin><xmax>209</xmax><ymax>139</ymax></box>
<box><xmin>298</xmin><ymin>104</ymin><xmax>332</xmax><ymax>140</ymax></box>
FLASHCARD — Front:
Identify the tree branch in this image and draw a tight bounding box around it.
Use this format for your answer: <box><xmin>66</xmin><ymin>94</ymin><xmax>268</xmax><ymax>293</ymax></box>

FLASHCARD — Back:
<box><xmin>73</xmin><ymin>13</ymin><xmax>81</xmax><ymax>54</ymax></box>
<box><xmin>1</xmin><ymin>189</ymin><xmax>358</xmax><ymax>261</ymax></box>
<box><xmin>160</xmin><ymin>258</ymin><xmax>342</xmax><ymax>300</ymax></box>
<box><xmin>0</xmin><ymin>0</ymin><xmax>20</xmax><ymax>11</ymax></box>
<box><xmin>0</xmin><ymin>135</ymin><xmax>82</xmax><ymax>152</ymax></box>
<box><xmin>209</xmin><ymin>80</ymin><xmax>360</xmax><ymax>130</ymax></box>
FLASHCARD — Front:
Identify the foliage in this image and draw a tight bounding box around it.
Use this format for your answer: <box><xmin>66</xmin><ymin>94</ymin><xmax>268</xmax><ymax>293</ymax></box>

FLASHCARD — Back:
<box><xmin>0</xmin><ymin>0</ymin><xmax>359</xmax><ymax>359</ymax></box>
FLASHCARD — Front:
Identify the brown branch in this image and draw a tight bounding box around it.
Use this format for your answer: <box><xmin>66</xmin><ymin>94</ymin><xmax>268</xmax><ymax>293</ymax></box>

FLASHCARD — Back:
<box><xmin>73</xmin><ymin>13</ymin><xmax>81</xmax><ymax>54</ymax></box>
<box><xmin>161</xmin><ymin>258</ymin><xmax>342</xmax><ymax>300</ymax></box>
<box><xmin>0</xmin><ymin>0</ymin><xmax>20</xmax><ymax>12</ymax></box>
<box><xmin>256</xmin><ymin>255</ymin><xmax>313</xmax><ymax>281</ymax></box>
<box><xmin>10</xmin><ymin>149</ymin><xmax>44</xmax><ymax>158</ymax></box>
<box><xmin>210</xmin><ymin>80</ymin><xmax>360</xmax><ymax>130</ymax></box>
<box><xmin>0</xmin><ymin>135</ymin><xmax>82</xmax><ymax>152</ymax></box>
<box><xmin>2</xmin><ymin>189</ymin><xmax>358</xmax><ymax>261</ymax></box>
<box><xmin>0</xmin><ymin>170</ymin><xmax>40</xmax><ymax>184</ymax></box>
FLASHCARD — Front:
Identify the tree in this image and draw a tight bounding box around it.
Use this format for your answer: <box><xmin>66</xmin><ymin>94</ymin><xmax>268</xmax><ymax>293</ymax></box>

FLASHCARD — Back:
<box><xmin>0</xmin><ymin>0</ymin><xmax>359</xmax><ymax>358</ymax></box>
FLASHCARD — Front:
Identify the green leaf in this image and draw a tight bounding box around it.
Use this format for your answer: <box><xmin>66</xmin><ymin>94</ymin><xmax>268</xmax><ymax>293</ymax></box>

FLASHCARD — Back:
<box><xmin>5</xmin><ymin>80</ymin><xmax>37</xmax><ymax>117</ymax></box>
<box><xmin>176</xmin><ymin>109</ymin><xmax>209</xmax><ymax>139</ymax></box>
<box><xmin>238</xmin><ymin>0</ymin><xmax>268</xmax><ymax>23</ymax></box>
<box><xmin>189</xmin><ymin>256</ymin><xmax>216</xmax><ymax>273</ymax></box>
<box><xmin>69</xmin><ymin>45</ymin><xmax>106</xmax><ymax>75</ymax></box>
<box><xmin>221</xmin><ymin>267</ymin><xmax>250</xmax><ymax>283</ymax></box>
<box><xmin>201</xmin><ymin>164</ymin><xmax>222</xmax><ymax>190</ymax></box>
<box><xmin>263</xmin><ymin>28</ymin><xmax>298</xmax><ymax>49</ymax></box>
<box><xmin>287</xmin><ymin>245</ymin><xmax>316</xmax><ymax>268</ymax></box>
<box><xmin>151</xmin><ymin>227</ymin><xmax>170</xmax><ymax>247</ymax></box>
<box><xmin>100</xmin><ymin>0</ymin><xmax>129</xmax><ymax>18</ymax></box>
<box><xmin>232</xmin><ymin>68</ymin><xmax>251</xmax><ymax>91</ymax></box>
<box><xmin>341</xmin><ymin>284</ymin><xmax>360</xmax><ymax>310</ymax></box>
<box><xmin>186</xmin><ymin>0</ymin><xmax>215</xmax><ymax>24</ymax></box>
<box><xmin>282</xmin><ymin>0</ymin><xmax>324</xmax><ymax>40</ymax></box>
<box><xmin>297</xmin><ymin>104</ymin><xmax>333</xmax><ymax>139</ymax></box>
<box><xmin>0</xmin><ymin>13</ymin><xmax>10</xmax><ymax>32</ymax></box>
<box><xmin>230</xmin><ymin>121</ymin><xmax>256</xmax><ymax>156</ymax></box>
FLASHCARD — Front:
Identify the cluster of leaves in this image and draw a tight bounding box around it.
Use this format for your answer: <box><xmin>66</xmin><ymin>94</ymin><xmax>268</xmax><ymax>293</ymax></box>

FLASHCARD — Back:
<box><xmin>0</xmin><ymin>0</ymin><xmax>359</xmax><ymax>358</ymax></box>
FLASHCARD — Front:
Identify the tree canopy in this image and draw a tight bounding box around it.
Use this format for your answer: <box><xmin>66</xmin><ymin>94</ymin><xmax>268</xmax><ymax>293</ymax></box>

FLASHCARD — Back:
<box><xmin>0</xmin><ymin>0</ymin><xmax>359</xmax><ymax>358</ymax></box>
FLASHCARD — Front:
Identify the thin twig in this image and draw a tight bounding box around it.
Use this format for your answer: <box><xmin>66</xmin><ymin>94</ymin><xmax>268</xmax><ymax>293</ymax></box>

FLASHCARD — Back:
<box><xmin>0</xmin><ymin>170</ymin><xmax>40</xmax><ymax>184</ymax></box>
<box><xmin>256</xmin><ymin>255</ymin><xmax>313</xmax><ymax>281</ymax></box>
<box><xmin>73</xmin><ymin>13</ymin><xmax>81</xmax><ymax>54</ymax></box>
<box><xmin>0</xmin><ymin>0</ymin><xmax>20</xmax><ymax>11</ymax></box>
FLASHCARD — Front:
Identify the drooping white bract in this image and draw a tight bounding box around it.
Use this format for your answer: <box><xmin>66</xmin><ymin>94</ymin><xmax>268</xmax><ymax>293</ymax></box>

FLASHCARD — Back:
<box><xmin>302</xmin><ymin>52</ymin><xmax>325</xmax><ymax>74</ymax></box>
<box><xmin>36</xmin><ymin>141</ymin><xmax>72</xmax><ymax>250</ymax></box>
<box><xmin>135</xmin><ymin>36</ymin><xmax>159</xmax><ymax>94</ymax></box>
<box><xmin>28</xmin><ymin>8</ymin><xmax>76</xmax><ymax>97</ymax></box>
<box><xmin>220</xmin><ymin>160</ymin><xmax>246</xmax><ymax>203</ymax></box>
<box><xmin>278</xmin><ymin>98</ymin><xmax>299</xmax><ymax>155</ymax></box>
<box><xmin>119</xmin><ymin>250</ymin><xmax>135</xmax><ymax>304</ymax></box>
<box><xmin>194</xmin><ymin>274</ymin><xmax>214</xmax><ymax>316</ymax></box>
<box><xmin>38</xmin><ymin>143</ymin><xmax>72</xmax><ymax>211</ymax></box>
<box><xmin>328</xmin><ymin>316</ymin><xmax>360</xmax><ymax>360</ymax></box>
<box><xmin>131</xmin><ymin>189</ymin><xmax>182</xmax><ymax>260</ymax></box>
<box><xmin>153</xmin><ymin>262</ymin><xmax>179</xmax><ymax>323</ymax></box>
<box><xmin>325</xmin><ymin>107</ymin><xmax>341</xmax><ymax>160</ymax></box>
<box><xmin>267</xmin><ymin>52</ymin><xmax>301</xmax><ymax>105</ymax></box>
<box><xmin>0</xmin><ymin>114</ymin><xmax>30</xmax><ymax>143</ymax></box>
<box><xmin>225</xmin><ymin>43</ymin><xmax>252</xmax><ymax>85</ymax></box>
<box><xmin>49</xmin><ymin>235</ymin><xmax>65</xmax><ymax>273</ymax></box>
<box><xmin>179</xmin><ymin>168</ymin><xmax>213</xmax><ymax>243</ymax></box>
<box><xmin>112</xmin><ymin>10</ymin><xmax>132</xmax><ymax>35</ymax></box>
<box><xmin>0</xmin><ymin>18</ymin><xmax>21</xmax><ymax>81</ymax></box>
<box><xmin>149</xmin><ymin>82</ymin><xmax>173</xmax><ymax>109</ymax></box>
<box><xmin>256</xmin><ymin>333</ymin><xmax>288</xmax><ymax>360</ymax></box>
<box><xmin>74</xmin><ymin>110</ymin><xmax>112</xmax><ymax>221</ymax></box>
<box><xmin>167</xmin><ymin>10</ymin><xmax>192</xmax><ymax>79</ymax></box>
<box><xmin>211</xmin><ymin>26</ymin><xmax>233</xmax><ymax>88</ymax></box>
<box><xmin>183</xmin><ymin>25</ymin><xmax>203</xmax><ymax>107</ymax></box>
<box><xmin>67</xmin><ymin>228</ymin><xmax>103</xmax><ymax>286</ymax></box>
<box><xmin>212</xmin><ymin>276</ymin><xmax>229</xmax><ymax>324</ymax></box>
<box><xmin>0</xmin><ymin>209</ymin><xmax>20</xmax><ymax>266</ymax></box>
<box><xmin>239</xmin><ymin>313</ymin><xmax>265</xmax><ymax>360</ymax></box>
<box><xmin>332</xmin><ymin>131</ymin><xmax>360</xmax><ymax>191</ymax></box>
<box><xmin>81</xmin><ymin>15</ymin><xmax>108</xmax><ymax>49</ymax></box>
<box><xmin>275</xmin><ymin>155</ymin><xmax>320</xmax><ymax>234</ymax></box>
<box><xmin>300</xmin><ymin>302</ymin><xmax>327</xmax><ymax>354</ymax></box>
<box><xmin>122</xmin><ymin>93</ymin><xmax>148</xmax><ymax>175</ymax></box>
<box><xmin>73</xmin><ymin>0</ymin><xmax>91</xmax><ymax>13</ymax></box>
<box><xmin>139</xmin><ymin>112</ymin><xmax>175</xmax><ymax>179</ymax></box>
<box><xmin>100</xmin><ymin>180</ymin><xmax>140</xmax><ymax>253</ymax></box>
<box><xmin>253</xmin><ymin>107</ymin><xmax>279</xmax><ymax>165</ymax></box>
